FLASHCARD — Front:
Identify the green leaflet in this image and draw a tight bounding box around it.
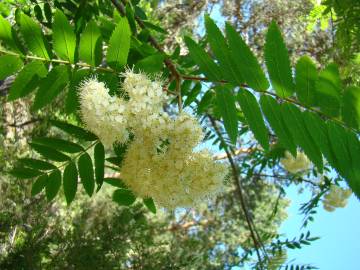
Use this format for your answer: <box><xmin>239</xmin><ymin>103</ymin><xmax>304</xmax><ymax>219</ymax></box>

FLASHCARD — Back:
<box><xmin>264</xmin><ymin>21</ymin><xmax>294</xmax><ymax>98</ymax></box>
<box><xmin>8</xmin><ymin>61</ymin><xmax>47</xmax><ymax>101</ymax></box>
<box><xmin>204</xmin><ymin>15</ymin><xmax>244</xmax><ymax>85</ymax></box>
<box><xmin>53</xmin><ymin>10</ymin><xmax>76</xmax><ymax>63</ymax></box>
<box><xmin>9</xmin><ymin>167</ymin><xmax>42</xmax><ymax>179</ymax></box>
<box><xmin>66</xmin><ymin>69</ymin><xmax>91</xmax><ymax>114</ymax></box>
<box><xmin>344</xmin><ymin>131</ymin><xmax>360</xmax><ymax>199</ymax></box>
<box><xmin>135</xmin><ymin>53</ymin><xmax>164</xmax><ymax>74</ymax></box>
<box><xmin>237</xmin><ymin>89</ymin><xmax>269</xmax><ymax>151</ymax></box>
<box><xmin>143</xmin><ymin>197</ymin><xmax>156</xmax><ymax>214</ymax></box>
<box><xmin>19</xmin><ymin>13</ymin><xmax>50</xmax><ymax>59</ymax></box>
<box><xmin>302</xmin><ymin>111</ymin><xmax>337</xmax><ymax>170</ymax></box>
<box><xmin>32</xmin><ymin>65</ymin><xmax>70</xmax><ymax>110</ymax></box>
<box><xmin>32</xmin><ymin>137</ymin><xmax>84</xmax><ymax>153</ymax></box>
<box><xmin>0</xmin><ymin>55</ymin><xmax>23</xmax><ymax>80</ymax></box>
<box><xmin>19</xmin><ymin>158</ymin><xmax>56</xmax><ymax>171</ymax></box>
<box><xmin>104</xmin><ymin>177</ymin><xmax>127</xmax><ymax>189</ymax></box>
<box><xmin>215</xmin><ymin>86</ymin><xmax>238</xmax><ymax>144</ymax></box>
<box><xmin>107</xmin><ymin>17</ymin><xmax>131</xmax><ymax>70</ymax></box>
<box><xmin>281</xmin><ymin>103</ymin><xmax>323</xmax><ymax>171</ymax></box>
<box><xmin>94</xmin><ymin>142</ymin><xmax>105</xmax><ymax>188</ymax></box>
<box><xmin>183</xmin><ymin>83</ymin><xmax>202</xmax><ymax>107</ymax></box>
<box><xmin>79</xmin><ymin>20</ymin><xmax>102</xmax><ymax>66</ymax></box>
<box><xmin>341</xmin><ymin>86</ymin><xmax>360</xmax><ymax>129</ymax></box>
<box><xmin>31</xmin><ymin>174</ymin><xmax>48</xmax><ymax>196</ymax></box>
<box><xmin>225</xmin><ymin>23</ymin><xmax>269</xmax><ymax>92</ymax></box>
<box><xmin>316</xmin><ymin>63</ymin><xmax>342</xmax><ymax>117</ymax></box>
<box><xmin>78</xmin><ymin>153</ymin><xmax>95</xmax><ymax>197</ymax></box>
<box><xmin>63</xmin><ymin>162</ymin><xmax>78</xmax><ymax>205</ymax></box>
<box><xmin>295</xmin><ymin>56</ymin><xmax>318</xmax><ymax>106</ymax></box>
<box><xmin>112</xmin><ymin>189</ymin><xmax>136</xmax><ymax>206</ymax></box>
<box><xmin>259</xmin><ymin>96</ymin><xmax>296</xmax><ymax>156</ymax></box>
<box><xmin>29</xmin><ymin>143</ymin><xmax>70</xmax><ymax>162</ymax></box>
<box><xmin>184</xmin><ymin>36</ymin><xmax>222</xmax><ymax>81</ymax></box>
<box><xmin>46</xmin><ymin>170</ymin><xmax>61</xmax><ymax>201</ymax></box>
<box><xmin>50</xmin><ymin>120</ymin><xmax>98</xmax><ymax>141</ymax></box>
<box><xmin>0</xmin><ymin>15</ymin><xmax>21</xmax><ymax>52</ymax></box>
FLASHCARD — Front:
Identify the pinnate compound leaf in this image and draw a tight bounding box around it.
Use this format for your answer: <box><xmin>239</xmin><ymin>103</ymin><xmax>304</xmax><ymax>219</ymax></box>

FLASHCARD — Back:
<box><xmin>46</xmin><ymin>170</ymin><xmax>61</xmax><ymax>201</ymax></box>
<box><xmin>19</xmin><ymin>13</ymin><xmax>50</xmax><ymax>59</ymax></box>
<box><xmin>107</xmin><ymin>17</ymin><xmax>131</xmax><ymax>70</ymax></box>
<box><xmin>32</xmin><ymin>65</ymin><xmax>70</xmax><ymax>110</ymax></box>
<box><xmin>184</xmin><ymin>36</ymin><xmax>222</xmax><ymax>81</ymax></box>
<box><xmin>50</xmin><ymin>120</ymin><xmax>98</xmax><ymax>141</ymax></box>
<box><xmin>295</xmin><ymin>56</ymin><xmax>318</xmax><ymax>106</ymax></box>
<box><xmin>79</xmin><ymin>20</ymin><xmax>102</xmax><ymax>66</ymax></box>
<box><xmin>259</xmin><ymin>96</ymin><xmax>296</xmax><ymax>156</ymax></box>
<box><xmin>31</xmin><ymin>174</ymin><xmax>48</xmax><ymax>196</ymax></box>
<box><xmin>78</xmin><ymin>153</ymin><xmax>95</xmax><ymax>197</ymax></box>
<box><xmin>63</xmin><ymin>162</ymin><xmax>78</xmax><ymax>205</ymax></box>
<box><xmin>94</xmin><ymin>142</ymin><xmax>105</xmax><ymax>188</ymax></box>
<box><xmin>0</xmin><ymin>55</ymin><xmax>23</xmax><ymax>80</ymax></box>
<box><xmin>237</xmin><ymin>89</ymin><xmax>269</xmax><ymax>151</ymax></box>
<box><xmin>8</xmin><ymin>61</ymin><xmax>47</xmax><ymax>101</ymax></box>
<box><xmin>112</xmin><ymin>189</ymin><xmax>136</xmax><ymax>206</ymax></box>
<box><xmin>215</xmin><ymin>86</ymin><xmax>238</xmax><ymax>144</ymax></box>
<box><xmin>225</xmin><ymin>23</ymin><xmax>269</xmax><ymax>91</ymax></box>
<box><xmin>264</xmin><ymin>21</ymin><xmax>294</xmax><ymax>98</ymax></box>
<box><xmin>53</xmin><ymin>10</ymin><xmax>76</xmax><ymax>63</ymax></box>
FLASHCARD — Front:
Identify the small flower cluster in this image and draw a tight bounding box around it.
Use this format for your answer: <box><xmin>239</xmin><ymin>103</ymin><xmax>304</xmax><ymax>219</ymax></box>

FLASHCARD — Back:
<box><xmin>79</xmin><ymin>70</ymin><xmax>227</xmax><ymax>208</ymax></box>
<box><xmin>280</xmin><ymin>151</ymin><xmax>311</xmax><ymax>174</ymax></box>
<box><xmin>323</xmin><ymin>185</ymin><xmax>352</xmax><ymax>212</ymax></box>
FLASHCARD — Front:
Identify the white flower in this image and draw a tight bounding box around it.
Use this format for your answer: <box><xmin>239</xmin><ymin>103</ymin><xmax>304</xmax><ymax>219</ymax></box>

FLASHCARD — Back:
<box><xmin>281</xmin><ymin>151</ymin><xmax>311</xmax><ymax>174</ymax></box>
<box><xmin>323</xmin><ymin>185</ymin><xmax>352</xmax><ymax>212</ymax></box>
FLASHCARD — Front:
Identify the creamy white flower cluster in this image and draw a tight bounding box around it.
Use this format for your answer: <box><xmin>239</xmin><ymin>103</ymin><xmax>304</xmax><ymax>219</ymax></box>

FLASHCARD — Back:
<box><xmin>323</xmin><ymin>185</ymin><xmax>352</xmax><ymax>212</ymax></box>
<box><xmin>280</xmin><ymin>151</ymin><xmax>311</xmax><ymax>174</ymax></box>
<box><xmin>79</xmin><ymin>71</ymin><xmax>227</xmax><ymax>208</ymax></box>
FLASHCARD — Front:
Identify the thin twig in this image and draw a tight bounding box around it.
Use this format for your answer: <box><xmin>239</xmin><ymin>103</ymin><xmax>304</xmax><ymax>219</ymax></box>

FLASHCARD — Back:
<box><xmin>208</xmin><ymin>115</ymin><xmax>265</xmax><ymax>269</ymax></box>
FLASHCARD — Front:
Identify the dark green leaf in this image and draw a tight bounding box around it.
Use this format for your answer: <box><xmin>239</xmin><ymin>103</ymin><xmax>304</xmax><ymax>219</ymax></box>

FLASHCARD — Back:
<box><xmin>215</xmin><ymin>86</ymin><xmax>238</xmax><ymax>144</ymax></box>
<box><xmin>29</xmin><ymin>143</ymin><xmax>70</xmax><ymax>162</ymax></box>
<box><xmin>135</xmin><ymin>53</ymin><xmax>164</xmax><ymax>74</ymax></box>
<box><xmin>44</xmin><ymin>3</ymin><xmax>52</xmax><ymax>23</ymax></box>
<box><xmin>142</xmin><ymin>21</ymin><xmax>167</xmax><ymax>34</ymax></box>
<box><xmin>143</xmin><ymin>197</ymin><xmax>156</xmax><ymax>213</ymax></box>
<box><xmin>316</xmin><ymin>63</ymin><xmax>342</xmax><ymax>117</ymax></box>
<box><xmin>32</xmin><ymin>65</ymin><xmax>70</xmax><ymax>110</ymax></box>
<box><xmin>32</xmin><ymin>137</ymin><xmax>84</xmax><ymax>153</ymax></box>
<box><xmin>0</xmin><ymin>15</ymin><xmax>21</xmax><ymax>52</ymax></box>
<box><xmin>264</xmin><ymin>21</ymin><xmax>294</xmax><ymax>97</ymax></box>
<box><xmin>19</xmin><ymin>13</ymin><xmax>50</xmax><ymax>59</ymax></box>
<box><xmin>204</xmin><ymin>15</ymin><xmax>244</xmax><ymax>86</ymax></box>
<box><xmin>94</xmin><ymin>142</ymin><xmax>105</xmax><ymax>187</ymax></box>
<box><xmin>78</xmin><ymin>153</ymin><xmax>95</xmax><ymax>197</ymax></box>
<box><xmin>237</xmin><ymin>89</ymin><xmax>269</xmax><ymax>151</ymax></box>
<box><xmin>104</xmin><ymin>177</ymin><xmax>127</xmax><ymax>188</ymax></box>
<box><xmin>53</xmin><ymin>10</ymin><xmax>76</xmax><ymax>63</ymax></box>
<box><xmin>31</xmin><ymin>174</ymin><xmax>48</xmax><ymax>196</ymax></box>
<box><xmin>66</xmin><ymin>69</ymin><xmax>91</xmax><ymax>114</ymax></box>
<box><xmin>342</xmin><ymin>86</ymin><xmax>360</xmax><ymax>129</ymax></box>
<box><xmin>50</xmin><ymin>120</ymin><xmax>98</xmax><ymax>141</ymax></box>
<box><xmin>46</xmin><ymin>169</ymin><xmax>61</xmax><ymax>201</ymax></box>
<box><xmin>184</xmin><ymin>36</ymin><xmax>222</xmax><ymax>81</ymax></box>
<box><xmin>344</xmin><ymin>131</ymin><xmax>360</xmax><ymax>199</ymax></box>
<box><xmin>112</xmin><ymin>189</ymin><xmax>136</xmax><ymax>206</ymax></box>
<box><xmin>225</xmin><ymin>23</ymin><xmax>269</xmax><ymax>91</ymax></box>
<box><xmin>8</xmin><ymin>61</ymin><xmax>47</xmax><ymax>101</ymax></box>
<box><xmin>260</xmin><ymin>96</ymin><xmax>296</xmax><ymax>156</ymax></box>
<box><xmin>183</xmin><ymin>83</ymin><xmax>202</xmax><ymax>107</ymax></box>
<box><xmin>63</xmin><ymin>162</ymin><xmax>78</xmax><ymax>205</ymax></box>
<box><xmin>281</xmin><ymin>103</ymin><xmax>323</xmax><ymax>171</ymax></box>
<box><xmin>79</xmin><ymin>20</ymin><xmax>102</xmax><ymax>66</ymax></box>
<box><xmin>9</xmin><ymin>167</ymin><xmax>42</xmax><ymax>179</ymax></box>
<box><xmin>107</xmin><ymin>17</ymin><xmax>131</xmax><ymax>70</ymax></box>
<box><xmin>295</xmin><ymin>56</ymin><xmax>318</xmax><ymax>106</ymax></box>
<box><xmin>0</xmin><ymin>55</ymin><xmax>23</xmax><ymax>80</ymax></box>
<box><xmin>19</xmin><ymin>158</ymin><xmax>56</xmax><ymax>171</ymax></box>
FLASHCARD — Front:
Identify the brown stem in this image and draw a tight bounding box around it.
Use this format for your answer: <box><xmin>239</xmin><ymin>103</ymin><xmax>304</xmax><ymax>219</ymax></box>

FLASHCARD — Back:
<box><xmin>208</xmin><ymin>115</ymin><xmax>265</xmax><ymax>268</ymax></box>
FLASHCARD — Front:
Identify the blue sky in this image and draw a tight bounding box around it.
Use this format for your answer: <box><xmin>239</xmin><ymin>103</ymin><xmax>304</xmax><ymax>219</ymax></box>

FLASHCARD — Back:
<box><xmin>280</xmin><ymin>186</ymin><xmax>360</xmax><ymax>269</ymax></box>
